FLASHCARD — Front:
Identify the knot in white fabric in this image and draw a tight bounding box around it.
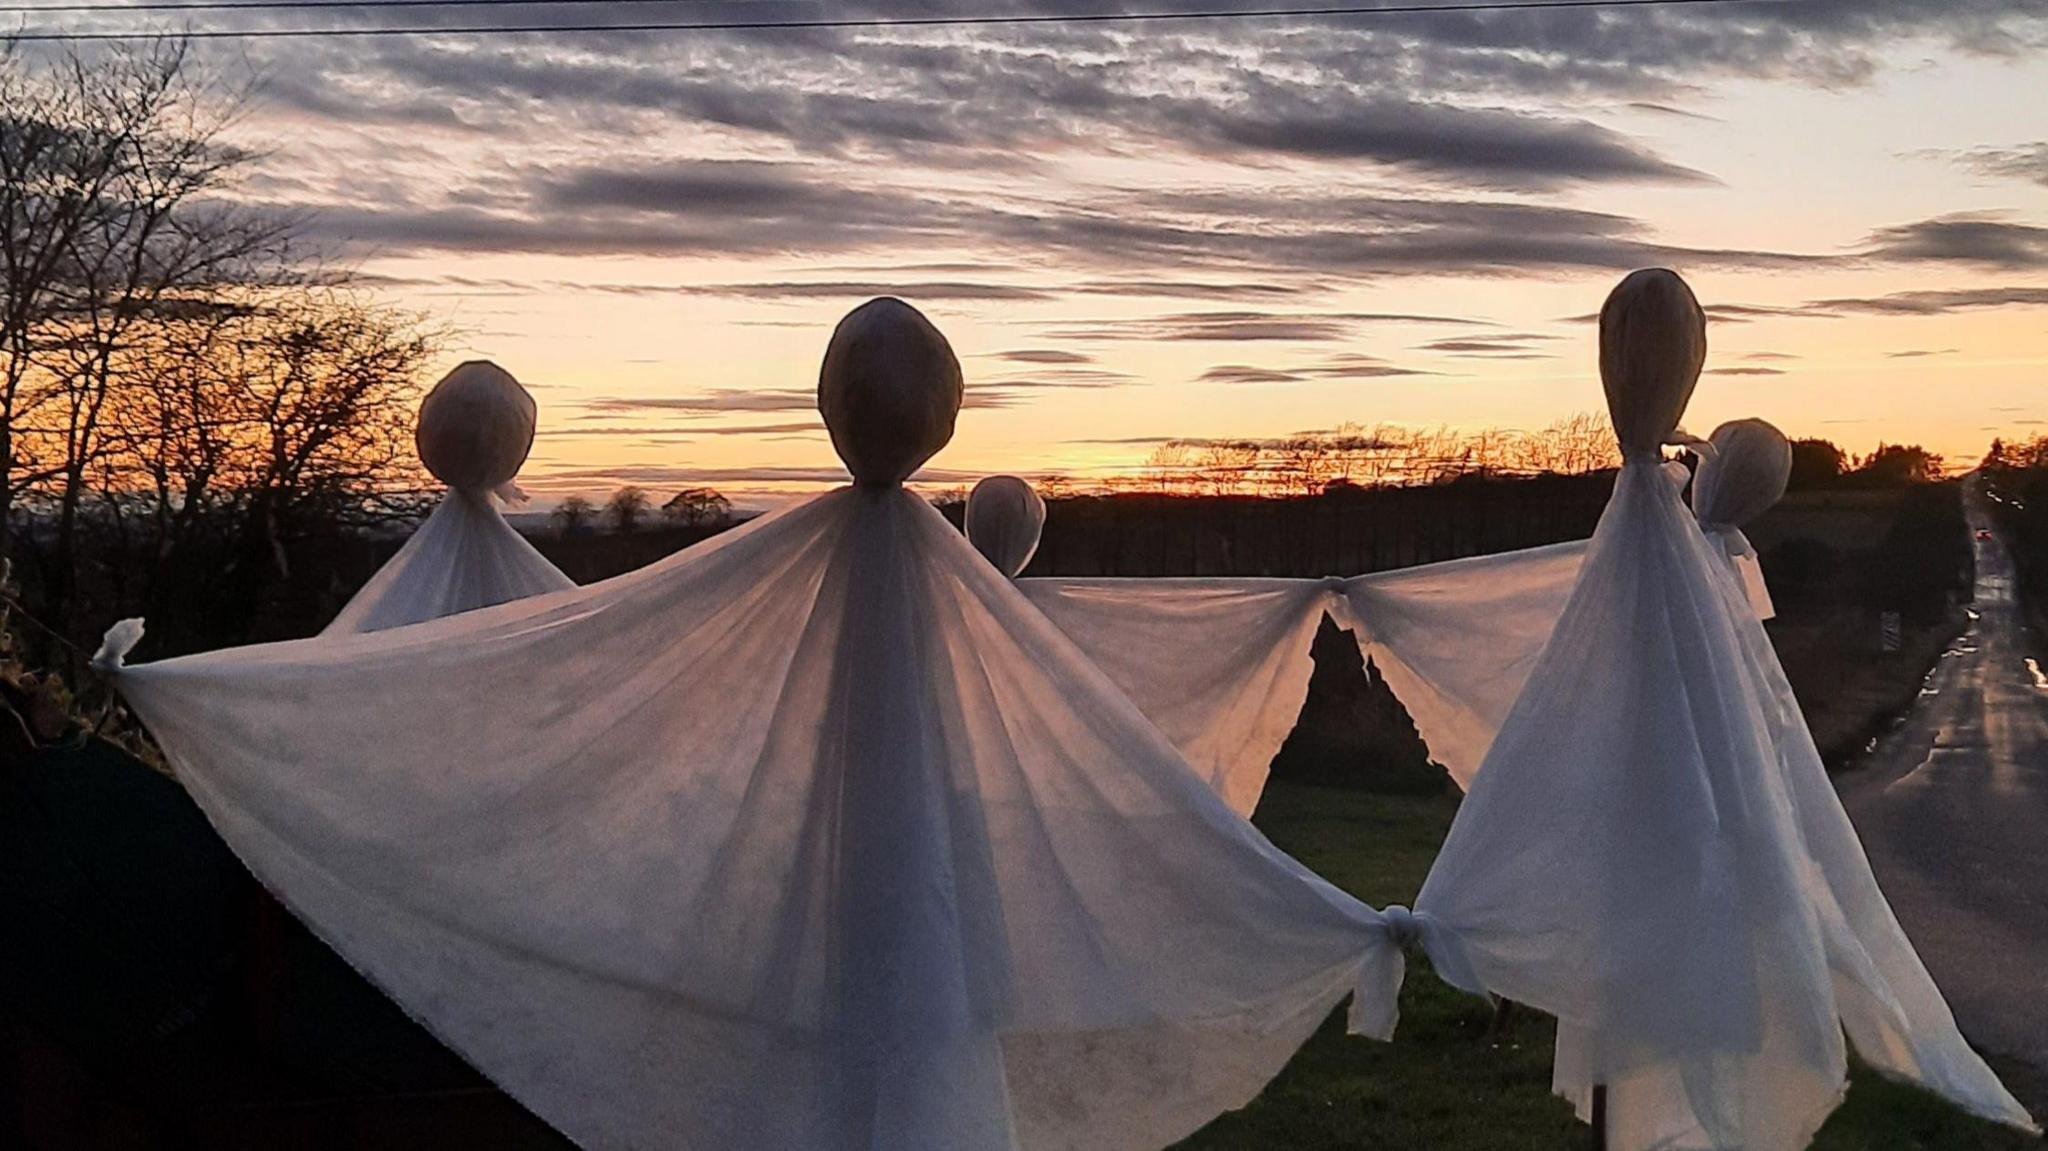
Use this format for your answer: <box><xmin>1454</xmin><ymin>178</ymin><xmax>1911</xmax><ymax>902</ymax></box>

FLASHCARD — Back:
<box><xmin>965</xmin><ymin>475</ymin><xmax>1045</xmax><ymax>577</ymax></box>
<box><xmin>416</xmin><ymin>361</ymin><xmax>537</xmax><ymax>498</ymax></box>
<box><xmin>1350</xmin><ymin>903</ymin><xmax>1491</xmax><ymax>1040</ymax></box>
<box><xmin>91</xmin><ymin>617</ymin><xmax>145</xmax><ymax>673</ymax></box>
<box><xmin>818</xmin><ymin>297</ymin><xmax>963</xmax><ymax>485</ymax></box>
<box><xmin>1599</xmin><ymin>269</ymin><xmax>1707</xmax><ymax>454</ymax></box>
<box><xmin>1380</xmin><ymin>904</ymin><xmax>1423</xmax><ymax>947</ymax></box>
<box><xmin>1319</xmin><ymin>575</ymin><xmax>1349</xmax><ymax>595</ymax></box>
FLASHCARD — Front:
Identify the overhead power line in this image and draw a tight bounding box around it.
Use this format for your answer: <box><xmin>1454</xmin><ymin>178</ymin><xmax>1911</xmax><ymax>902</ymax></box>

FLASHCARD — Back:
<box><xmin>0</xmin><ymin>0</ymin><xmax>792</xmax><ymax>13</ymax></box>
<box><xmin>2</xmin><ymin>0</ymin><xmax>1783</xmax><ymax>42</ymax></box>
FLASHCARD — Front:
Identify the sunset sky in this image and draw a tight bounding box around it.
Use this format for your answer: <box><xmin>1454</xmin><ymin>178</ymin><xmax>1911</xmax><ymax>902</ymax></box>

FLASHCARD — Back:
<box><xmin>100</xmin><ymin>0</ymin><xmax>2048</xmax><ymax>502</ymax></box>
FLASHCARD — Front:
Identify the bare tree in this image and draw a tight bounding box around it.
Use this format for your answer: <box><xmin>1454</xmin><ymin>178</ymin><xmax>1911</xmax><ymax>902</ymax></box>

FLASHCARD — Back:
<box><xmin>3</xmin><ymin>38</ymin><xmax>293</xmax><ymax>629</ymax></box>
<box><xmin>552</xmin><ymin>495</ymin><xmax>596</xmax><ymax>536</ymax></box>
<box><xmin>662</xmin><ymin>486</ymin><xmax>733</xmax><ymax>529</ymax></box>
<box><xmin>604</xmin><ymin>486</ymin><xmax>649</xmax><ymax>534</ymax></box>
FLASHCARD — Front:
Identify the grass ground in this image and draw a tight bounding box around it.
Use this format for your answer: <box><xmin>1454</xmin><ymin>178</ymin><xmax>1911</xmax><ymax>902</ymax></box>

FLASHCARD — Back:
<box><xmin>1172</xmin><ymin>785</ymin><xmax>2044</xmax><ymax>1150</ymax></box>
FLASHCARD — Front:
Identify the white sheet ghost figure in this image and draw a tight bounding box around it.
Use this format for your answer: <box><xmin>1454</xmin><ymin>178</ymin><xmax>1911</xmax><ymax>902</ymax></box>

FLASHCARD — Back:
<box><xmin>323</xmin><ymin>361</ymin><xmax>572</xmax><ymax>634</ymax></box>
<box><xmin>1413</xmin><ymin>269</ymin><xmax>2035</xmax><ymax>1150</ymax></box>
<box><xmin>93</xmin><ymin>297</ymin><xmax>1468</xmax><ymax>1151</ymax></box>
<box><xmin>1690</xmin><ymin>418</ymin><xmax>1790</xmax><ymax>621</ymax></box>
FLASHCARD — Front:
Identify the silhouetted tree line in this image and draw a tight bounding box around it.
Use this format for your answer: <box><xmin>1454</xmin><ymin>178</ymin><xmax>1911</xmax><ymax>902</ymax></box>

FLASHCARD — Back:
<box><xmin>1982</xmin><ymin>436</ymin><xmax>2048</xmax><ymax>610</ymax></box>
<box><xmin>1</xmin><ymin>41</ymin><xmax>440</xmax><ymax>669</ymax></box>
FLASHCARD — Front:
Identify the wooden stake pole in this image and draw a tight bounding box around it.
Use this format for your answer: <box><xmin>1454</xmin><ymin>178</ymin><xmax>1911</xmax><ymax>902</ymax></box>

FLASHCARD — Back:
<box><xmin>1590</xmin><ymin>1084</ymin><xmax>1609</xmax><ymax>1151</ymax></box>
<box><xmin>1487</xmin><ymin>998</ymin><xmax>1517</xmax><ymax>1042</ymax></box>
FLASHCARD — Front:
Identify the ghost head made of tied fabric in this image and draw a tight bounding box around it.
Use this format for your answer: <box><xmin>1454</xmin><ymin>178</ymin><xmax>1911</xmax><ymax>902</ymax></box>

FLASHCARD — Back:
<box><xmin>415</xmin><ymin>361</ymin><xmax>539</xmax><ymax>501</ymax></box>
<box><xmin>1692</xmin><ymin>419</ymin><xmax>1792</xmax><ymax>532</ymax></box>
<box><xmin>1600</xmin><ymin>268</ymin><xmax>1707</xmax><ymax>458</ymax></box>
<box><xmin>819</xmin><ymin>297</ymin><xmax>963</xmax><ymax>486</ymax></box>
<box><xmin>1692</xmin><ymin>418</ymin><xmax>1793</xmax><ymax>620</ymax></box>
<box><xmin>965</xmin><ymin>475</ymin><xmax>1046</xmax><ymax>577</ymax></box>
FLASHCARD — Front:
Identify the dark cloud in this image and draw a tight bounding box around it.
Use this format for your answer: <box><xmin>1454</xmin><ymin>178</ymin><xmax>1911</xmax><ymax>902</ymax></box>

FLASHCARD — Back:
<box><xmin>1047</xmin><ymin>308</ymin><xmax>1486</xmax><ymax>343</ymax></box>
<box><xmin>1198</xmin><ymin>365</ymin><xmax>1307</xmax><ymax>385</ymax></box>
<box><xmin>247</xmin><ymin>1</ymin><xmax>2048</xmax><ymax>191</ymax></box>
<box><xmin>1068</xmin><ymin>280</ymin><xmax>1320</xmax><ymax>301</ymax></box>
<box><xmin>984</xmin><ymin>367</ymin><xmax>1135</xmax><ymax>391</ymax></box>
<box><xmin>1743</xmin><ymin>351</ymin><xmax>1801</xmax><ymax>361</ymax></box>
<box><xmin>1199</xmin><ymin>354</ymin><xmax>1432</xmax><ymax>384</ymax></box>
<box><xmin>1806</xmin><ymin>286</ymin><xmax>2048</xmax><ymax>315</ymax></box>
<box><xmin>1861</xmin><ymin>212</ymin><xmax>2048</xmax><ymax>270</ymax></box>
<box><xmin>993</xmin><ymin>349</ymin><xmax>1095</xmax><ymax>364</ymax></box>
<box><xmin>1708</xmin><ymin>303</ymin><xmax>1829</xmax><ymax>322</ymax></box>
<box><xmin>292</xmin><ymin>157</ymin><xmax>1828</xmax><ymax>279</ymax></box>
<box><xmin>1299</xmin><ymin>353</ymin><xmax>1435</xmax><ymax>379</ymax></box>
<box><xmin>1627</xmin><ymin>102</ymin><xmax>1722</xmax><ymax>122</ymax></box>
<box><xmin>1947</xmin><ymin>142</ymin><xmax>2048</xmax><ymax>187</ymax></box>
<box><xmin>583</xmin><ymin>389</ymin><xmax>817</xmax><ymax>415</ymax></box>
<box><xmin>672</xmin><ymin>280</ymin><xmax>1054</xmax><ymax>302</ymax></box>
<box><xmin>1160</xmin><ymin>91</ymin><xmax>1709</xmax><ymax>189</ymax></box>
<box><xmin>1885</xmin><ymin>348</ymin><xmax>1959</xmax><ymax>358</ymax></box>
<box><xmin>1703</xmin><ymin>366</ymin><xmax>1786</xmax><ymax>376</ymax></box>
<box><xmin>1418</xmin><ymin>336</ymin><xmax>1558</xmax><ymax>356</ymax></box>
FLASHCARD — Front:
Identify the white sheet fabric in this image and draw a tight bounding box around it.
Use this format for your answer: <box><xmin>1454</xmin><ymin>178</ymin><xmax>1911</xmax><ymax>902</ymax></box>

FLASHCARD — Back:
<box><xmin>321</xmin><ymin>490</ymin><xmax>575</xmax><ymax>635</ymax></box>
<box><xmin>101</xmin><ymin>298</ymin><xmax>1463</xmax><ymax>1151</ymax></box>
<box><xmin>1339</xmin><ymin>541</ymin><xmax>1586</xmax><ymax>790</ymax></box>
<box><xmin>1692</xmin><ymin>418</ymin><xmax>1791</xmax><ymax>622</ymax></box>
<box><xmin>1018</xmin><ymin>576</ymin><xmax>1347</xmax><ymax>815</ymax></box>
<box><xmin>1020</xmin><ymin>545</ymin><xmax>1586</xmax><ymax>810</ymax></box>
<box><xmin>1416</xmin><ymin>269</ymin><xmax>2034</xmax><ymax>1149</ymax></box>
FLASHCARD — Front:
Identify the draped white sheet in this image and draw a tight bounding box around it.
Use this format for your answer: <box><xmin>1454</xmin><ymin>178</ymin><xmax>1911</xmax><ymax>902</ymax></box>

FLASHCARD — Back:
<box><xmin>326</xmin><ymin>360</ymin><xmax>572</xmax><ymax>635</ymax></box>
<box><xmin>1415</xmin><ymin>269</ymin><xmax>2035</xmax><ymax>1149</ymax></box>
<box><xmin>1019</xmin><ymin>545</ymin><xmax>1586</xmax><ymax>810</ymax></box>
<box><xmin>1017</xmin><ymin>576</ymin><xmax>1347</xmax><ymax>815</ymax></box>
<box><xmin>322</xmin><ymin>491</ymin><xmax>574</xmax><ymax>635</ymax></box>
<box><xmin>99</xmin><ymin>297</ymin><xmax>1466</xmax><ymax>1151</ymax></box>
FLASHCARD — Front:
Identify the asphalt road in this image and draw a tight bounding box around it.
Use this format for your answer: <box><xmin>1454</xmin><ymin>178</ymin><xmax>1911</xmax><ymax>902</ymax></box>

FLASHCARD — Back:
<box><xmin>1836</xmin><ymin>479</ymin><xmax>2048</xmax><ymax>1104</ymax></box>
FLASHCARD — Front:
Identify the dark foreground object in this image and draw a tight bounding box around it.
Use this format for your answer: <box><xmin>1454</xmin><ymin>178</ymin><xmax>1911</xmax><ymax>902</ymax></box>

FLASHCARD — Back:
<box><xmin>0</xmin><ymin>740</ymin><xmax>569</xmax><ymax>1150</ymax></box>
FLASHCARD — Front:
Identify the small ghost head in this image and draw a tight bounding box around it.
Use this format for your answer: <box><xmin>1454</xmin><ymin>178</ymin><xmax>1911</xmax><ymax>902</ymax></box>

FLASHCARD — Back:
<box><xmin>415</xmin><ymin>361</ymin><xmax>538</xmax><ymax>495</ymax></box>
<box><xmin>1599</xmin><ymin>269</ymin><xmax>1707</xmax><ymax>454</ymax></box>
<box><xmin>818</xmin><ymin>298</ymin><xmax>963</xmax><ymax>486</ymax></box>
<box><xmin>1692</xmin><ymin>418</ymin><xmax>1792</xmax><ymax>529</ymax></box>
<box><xmin>965</xmin><ymin>475</ymin><xmax>1046</xmax><ymax>577</ymax></box>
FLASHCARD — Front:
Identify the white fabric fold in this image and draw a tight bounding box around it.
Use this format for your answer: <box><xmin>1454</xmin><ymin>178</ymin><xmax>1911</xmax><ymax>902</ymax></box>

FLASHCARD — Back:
<box><xmin>1707</xmin><ymin>526</ymin><xmax>1775</xmax><ymax>620</ymax></box>
<box><xmin>1341</xmin><ymin>542</ymin><xmax>1587</xmax><ymax>789</ymax></box>
<box><xmin>1017</xmin><ymin>577</ymin><xmax>1341</xmax><ymax>815</ymax></box>
<box><xmin>322</xmin><ymin>490</ymin><xmax>575</xmax><ymax>635</ymax></box>
<box><xmin>1019</xmin><ymin>546</ymin><xmax>1587</xmax><ymax>810</ymax></box>
<box><xmin>106</xmin><ymin>482</ymin><xmax>1420</xmax><ymax>1151</ymax></box>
